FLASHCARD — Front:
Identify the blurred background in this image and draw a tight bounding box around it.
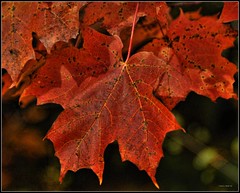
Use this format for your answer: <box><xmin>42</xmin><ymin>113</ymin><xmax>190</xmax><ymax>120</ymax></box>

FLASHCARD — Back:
<box><xmin>2</xmin><ymin>2</ymin><xmax>238</xmax><ymax>191</ymax></box>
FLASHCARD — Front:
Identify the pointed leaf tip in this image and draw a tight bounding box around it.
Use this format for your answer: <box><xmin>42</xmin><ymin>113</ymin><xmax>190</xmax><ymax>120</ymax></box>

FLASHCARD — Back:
<box><xmin>154</xmin><ymin>182</ymin><xmax>160</xmax><ymax>189</ymax></box>
<box><xmin>99</xmin><ymin>177</ymin><xmax>103</xmax><ymax>185</ymax></box>
<box><xmin>151</xmin><ymin>176</ymin><xmax>160</xmax><ymax>189</ymax></box>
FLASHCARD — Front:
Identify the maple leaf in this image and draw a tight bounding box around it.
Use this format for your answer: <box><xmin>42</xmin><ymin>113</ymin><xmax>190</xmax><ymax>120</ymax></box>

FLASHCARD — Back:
<box><xmin>141</xmin><ymin>10</ymin><xmax>238</xmax><ymax>109</ymax></box>
<box><xmin>44</xmin><ymin>52</ymin><xmax>181</xmax><ymax>189</ymax></box>
<box><xmin>219</xmin><ymin>2</ymin><xmax>239</xmax><ymax>23</ymax></box>
<box><xmin>20</xmin><ymin>4</ymin><xmax>182</xmax><ymax>188</ymax></box>
<box><xmin>2</xmin><ymin>2</ymin><xmax>84</xmax><ymax>82</ymax></box>
<box><xmin>20</xmin><ymin>27</ymin><xmax>123</xmax><ymax>106</ymax></box>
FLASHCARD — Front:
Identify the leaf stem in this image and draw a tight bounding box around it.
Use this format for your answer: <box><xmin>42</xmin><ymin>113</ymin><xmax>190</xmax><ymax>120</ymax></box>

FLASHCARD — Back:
<box><xmin>125</xmin><ymin>2</ymin><xmax>139</xmax><ymax>63</ymax></box>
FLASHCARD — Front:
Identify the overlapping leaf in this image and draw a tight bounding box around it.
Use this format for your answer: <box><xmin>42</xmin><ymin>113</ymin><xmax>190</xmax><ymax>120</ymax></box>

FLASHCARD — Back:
<box><xmin>141</xmin><ymin>9</ymin><xmax>238</xmax><ymax>109</ymax></box>
<box><xmin>20</xmin><ymin>27</ymin><xmax>123</xmax><ymax>106</ymax></box>
<box><xmin>2</xmin><ymin>2</ymin><xmax>84</xmax><ymax>82</ymax></box>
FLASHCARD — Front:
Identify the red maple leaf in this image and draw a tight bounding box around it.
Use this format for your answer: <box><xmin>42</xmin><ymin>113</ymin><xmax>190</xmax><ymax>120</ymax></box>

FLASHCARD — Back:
<box><xmin>44</xmin><ymin>51</ymin><xmax>181</xmax><ymax>189</ymax></box>
<box><xmin>21</xmin><ymin>25</ymin><xmax>180</xmax><ymax>187</ymax></box>
<box><xmin>2</xmin><ymin>2</ymin><xmax>84</xmax><ymax>82</ymax></box>
<box><xmin>19</xmin><ymin>3</ymin><xmax>182</xmax><ymax>188</ymax></box>
<box><xmin>141</xmin><ymin>10</ymin><xmax>238</xmax><ymax>109</ymax></box>
<box><xmin>20</xmin><ymin>27</ymin><xmax>122</xmax><ymax>106</ymax></box>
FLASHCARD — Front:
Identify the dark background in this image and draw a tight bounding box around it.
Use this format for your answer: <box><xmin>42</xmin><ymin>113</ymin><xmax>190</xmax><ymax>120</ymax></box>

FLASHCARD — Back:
<box><xmin>2</xmin><ymin>2</ymin><xmax>238</xmax><ymax>191</ymax></box>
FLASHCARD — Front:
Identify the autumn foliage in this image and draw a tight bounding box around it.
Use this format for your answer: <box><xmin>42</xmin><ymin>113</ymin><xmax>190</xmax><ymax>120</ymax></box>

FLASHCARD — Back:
<box><xmin>2</xmin><ymin>2</ymin><xmax>238</xmax><ymax>189</ymax></box>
